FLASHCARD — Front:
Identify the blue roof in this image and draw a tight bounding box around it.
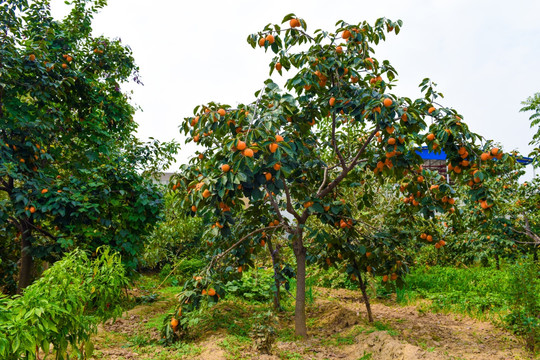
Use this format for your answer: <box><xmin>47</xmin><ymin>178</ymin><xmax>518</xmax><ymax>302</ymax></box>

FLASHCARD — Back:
<box><xmin>416</xmin><ymin>146</ymin><xmax>534</xmax><ymax>165</ymax></box>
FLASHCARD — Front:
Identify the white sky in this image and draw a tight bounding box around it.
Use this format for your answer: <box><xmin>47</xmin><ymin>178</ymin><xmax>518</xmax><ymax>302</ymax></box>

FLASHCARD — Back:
<box><xmin>50</xmin><ymin>0</ymin><xmax>539</xmax><ymax>179</ymax></box>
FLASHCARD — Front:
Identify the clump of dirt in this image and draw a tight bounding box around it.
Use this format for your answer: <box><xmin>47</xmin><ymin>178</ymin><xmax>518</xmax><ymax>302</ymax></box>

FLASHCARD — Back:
<box><xmin>344</xmin><ymin>331</ymin><xmax>439</xmax><ymax>360</ymax></box>
<box><xmin>315</xmin><ymin>287</ymin><xmax>531</xmax><ymax>360</ymax></box>
<box><xmin>308</xmin><ymin>301</ymin><xmax>361</xmax><ymax>335</ymax></box>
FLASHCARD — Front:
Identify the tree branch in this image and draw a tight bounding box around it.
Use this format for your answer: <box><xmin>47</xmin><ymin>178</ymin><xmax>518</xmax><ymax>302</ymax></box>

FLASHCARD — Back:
<box><xmin>207</xmin><ymin>225</ymin><xmax>280</xmax><ymax>270</ymax></box>
<box><xmin>317</xmin><ymin>167</ymin><xmax>328</xmax><ymax>194</ymax></box>
<box><xmin>317</xmin><ymin>125</ymin><xmax>379</xmax><ymax>199</ymax></box>
<box><xmin>282</xmin><ymin>180</ymin><xmax>301</xmax><ymax>222</ymax></box>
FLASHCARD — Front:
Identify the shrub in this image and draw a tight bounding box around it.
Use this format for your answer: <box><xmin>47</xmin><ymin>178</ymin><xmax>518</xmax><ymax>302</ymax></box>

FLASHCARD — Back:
<box><xmin>504</xmin><ymin>256</ymin><xmax>539</xmax><ymax>352</ymax></box>
<box><xmin>0</xmin><ymin>247</ymin><xmax>128</xmax><ymax>359</ymax></box>
<box><xmin>224</xmin><ymin>269</ymin><xmax>274</xmax><ymax>303</ymax></box>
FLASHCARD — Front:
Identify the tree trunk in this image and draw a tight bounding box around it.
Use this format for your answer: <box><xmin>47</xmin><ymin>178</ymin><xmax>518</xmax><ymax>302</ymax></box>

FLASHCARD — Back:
<box><xmin>494</xmin><ymin>253</ymin><xmax>500</xmax><ymax>270</ymax></box>
<box><xmin>17</xmin><ymin>224</ymin><xmax>33</xmax><ymax>293</ymax></box>
<box><xmin>293</xmin><ymin>228</ymin><xmax>307</xmax><ymax>338</ymax></box>
<box><xmin>266</xmin><ymin>236</ymin><xmax>282</xmax><ymax>311</ymax></box>
<box><xmin>357</xmin><ymin>272</ymin><xmax>374</xmax><ymax>323</ymax></box>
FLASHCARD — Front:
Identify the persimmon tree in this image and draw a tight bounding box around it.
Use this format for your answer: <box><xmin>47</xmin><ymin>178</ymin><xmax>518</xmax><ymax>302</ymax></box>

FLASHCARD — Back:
<box><xmin>0</xmin><ymin>0</ymin><xmax>177</xmax><ymax>293</ymax></box>
<box><xmin>171</xmin><ymin>14</ymin><xmax>507</xmax><ymax>337</ymax></box>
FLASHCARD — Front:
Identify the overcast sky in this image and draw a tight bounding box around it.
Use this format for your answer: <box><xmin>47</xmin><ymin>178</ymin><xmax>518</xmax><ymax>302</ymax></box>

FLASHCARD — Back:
<box><xmin>50</xmin><ymin>0</ymin><xmax>539</xmax><ymax>179</ymax></box>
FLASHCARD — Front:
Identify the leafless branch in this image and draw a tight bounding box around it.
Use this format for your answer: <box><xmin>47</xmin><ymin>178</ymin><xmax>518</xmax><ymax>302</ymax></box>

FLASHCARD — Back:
<box><xmin>317</xmin><ymin>167</ymin><xmax>328</xmax><ymax>194</ymax></box>
<box><xmin>282</xmin><ymin>181</ymin><xmax>301</xmax><ymax>222</ymax></box>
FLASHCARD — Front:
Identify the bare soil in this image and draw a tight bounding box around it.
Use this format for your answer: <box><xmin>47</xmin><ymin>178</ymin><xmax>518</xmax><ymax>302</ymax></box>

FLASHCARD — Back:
<box><xmin>89</xmin><ymin>286</ymin><xmax>535</xmax><ymax>360</ymax></box>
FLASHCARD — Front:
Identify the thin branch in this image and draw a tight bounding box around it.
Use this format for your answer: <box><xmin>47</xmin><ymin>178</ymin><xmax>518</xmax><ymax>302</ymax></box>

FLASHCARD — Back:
<box><xmin>317</xmin><ymin>167</ymin><xmax>328</xmax><ymax>194</ymax></box>
<box><xmin>282</xmin><ymin>181</ymin><xmax>301</xmax><ymax>222</ymax></box>
<box><xmin>331</xmin><ymin>110</ymin><xmax>347</xmax><ymax>169</ymax></box>
<box><xmin>207</xmin><ymin>226</ymin><xmax>280</xmax><ymax>270</ymax></box>
<box><xmin>265</xmin><ymin>187</ymin><xmax>292</xmax><ymax>232</ymax></box>
<box><xmin>317</xmin><ymin>125</ymin><xmax>379</xmax><ymax>199</ymax></box>
<box><xmin>8</xmin><ymin>216</ymin><xmax>22</xmax><ymax>231</ymax></box>
<box><xmin>24</xmin><ymin>220</ymin><xmax>58</xmax><ymax>240</ymax></box>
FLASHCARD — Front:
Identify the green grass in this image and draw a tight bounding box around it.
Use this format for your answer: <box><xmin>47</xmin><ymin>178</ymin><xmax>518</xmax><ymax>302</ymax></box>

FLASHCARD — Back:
<box><xmin>320</xmin><ymin>325</ymin><xmax>368</xmax><ymax>346</ymax></box>
<box><xmin>397</xmin><ymin>265</ymin><xmax>512</xmax><ymax>317</ymax></box>
<box><xmin>373</xmin><ymin>321</ymin><xmax>399</xmax><ymax>337</ymax></box>
<box><xmin>218</xmin><ymin>334</ymin><xmax>252</xmax><ymax>359</ymax></box>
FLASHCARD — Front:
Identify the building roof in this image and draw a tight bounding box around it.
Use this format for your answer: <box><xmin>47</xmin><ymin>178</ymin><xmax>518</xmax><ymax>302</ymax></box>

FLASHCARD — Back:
<box><xmin>416</xmin><ymin>146</ymin><xmax>534</xmax><ymax>165</ymax></box>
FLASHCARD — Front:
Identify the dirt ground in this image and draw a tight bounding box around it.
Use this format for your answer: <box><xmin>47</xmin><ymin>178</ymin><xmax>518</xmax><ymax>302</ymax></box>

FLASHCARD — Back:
<box><xmin>89</xmin><ymin>286</ymin><xmax>535</xmax><ymax>360</ymax></box>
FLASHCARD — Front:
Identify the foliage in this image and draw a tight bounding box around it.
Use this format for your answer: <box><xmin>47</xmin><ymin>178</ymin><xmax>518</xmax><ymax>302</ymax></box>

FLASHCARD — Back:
<box><xmin>0</xmin><ymin>247</ymin><xmax>128</xmax><ymax>359</ymax></box>
<box><xmin>520</xmin><ymin>92</ymin><xmax>540</xmax><ymax>163</ymax></box>
<box><xmin>504</xmin><ymin>256</ymin><xmax>540</xmax><ymax>352</ymax></box>
<box><xmin>223</xmin><ymin>268</ymin><xmax>275</xmax><ymax>303</ymax></box>
<box><xmin>140</xmin><ymin>192</ymin><xmax>204</xmax><ymax>269</ymax></box>
<box><xmin>0</xmin><ymin>0</ymin><xmax>178</xmax><ymax>292</ymax></box>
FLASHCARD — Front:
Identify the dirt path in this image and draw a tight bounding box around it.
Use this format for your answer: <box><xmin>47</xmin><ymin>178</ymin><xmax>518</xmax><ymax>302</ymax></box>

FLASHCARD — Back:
<box><xmin>89</xmin><ymin>286</ymin><xmax>534</xmax><ymax>360</ymax></box>
<box><xmin>309</xmin><ymin>287</ymin><xmax>531</xmax><ymax>360</ymax></box>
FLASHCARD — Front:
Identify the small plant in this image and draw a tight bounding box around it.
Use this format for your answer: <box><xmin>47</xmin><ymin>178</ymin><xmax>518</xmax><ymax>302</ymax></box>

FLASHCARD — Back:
<box><xmin>251</xmin><ymin>311</ymin><xmax>278</xmax><ymax>354</ymax></box>
<box><xmin>0</xmin><ymin>247</ymin><xmax>128</xmax><ymax>360</ymax></box>
<box><xmin>224</xmin><ymin>269</ymin><xmax>275</xmax><ymax>303</ymax></box>
<box><xmin>504</xmin><ymin>256</ymin><xmax>539</xmax><ymax>352</ymax></box>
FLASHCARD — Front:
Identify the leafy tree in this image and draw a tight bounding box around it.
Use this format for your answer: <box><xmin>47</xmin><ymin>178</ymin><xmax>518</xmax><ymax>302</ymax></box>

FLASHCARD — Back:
<box><xmin>0</xmin><ymin>0</ymin><xmax>177</xmax><ymax>293</ymax></box>
<box><xmin>171</xmin><ymin>14</ymin><xmax>509</xmax><ymax>338</ymax></box>
<box><xmin>520</xmin><ymin>92</ymin><xmax>540</xmax><ymax>163</ymax></box>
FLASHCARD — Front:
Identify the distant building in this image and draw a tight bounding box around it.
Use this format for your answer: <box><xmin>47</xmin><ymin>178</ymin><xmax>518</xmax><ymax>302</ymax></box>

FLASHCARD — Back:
<box><xmin>155</xmin><ymin>172</ymin><xmax>174</xmax><ymax>185</ymax></box>
<box><xmin>417</xmin><ymin>146</ymin><xmax>534</xmax><ymax>180</ymax></box>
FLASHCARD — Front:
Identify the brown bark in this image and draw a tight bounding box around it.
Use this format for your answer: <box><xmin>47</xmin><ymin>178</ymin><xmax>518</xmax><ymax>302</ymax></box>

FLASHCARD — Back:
<box><xmin>17</xmin><ymin>224</ymin><xmax>33</xmax><ymax>293</ymax></box>
<box><xmin>357</xmin><ymin>272</ymin><xmax>374</xmax><ymax>323</ymax></box>
<box><xmin>293</xmin><ymin>227</ymin><xmax>307</xmax><ymax>337</ymax></box>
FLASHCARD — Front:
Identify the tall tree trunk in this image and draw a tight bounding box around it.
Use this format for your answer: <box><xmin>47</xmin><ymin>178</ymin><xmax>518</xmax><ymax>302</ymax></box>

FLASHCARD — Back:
<box><xmin>494</xmin><ymin>253</ymin><xmax>500</xmax><ymax>270</ymax></box>
<box><xmin>357</xmin><ymin>272</ymin><xmax>374</xmax><ymax>323</ymax></box>
<box><xmin>293</xmin><ymin>227</ymin><xmax>307</xmax><ymax>338</ymax></box>
<box><xmin>266</xmin><ymin>236</ymin><xmax>282</xmax><ymax>311</ymax></box>
<box><xmin>353</xmin><ymin>258</ymin><xmax>373</xmax><ymax>323</ymax></box>
<box><xmin>17</xmin><ymin>223</ymin><xmax>33</xmax><ymax>293</ymax></box>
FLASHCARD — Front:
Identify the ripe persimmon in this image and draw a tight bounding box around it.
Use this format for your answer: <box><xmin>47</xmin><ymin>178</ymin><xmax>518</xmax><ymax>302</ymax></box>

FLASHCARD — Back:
<box><xmin>342</xmin><ymin>30</ymin><xmax>351</xmax><ymax>39</ymax></box>
<box><xmin>171</xmin><ymin>318</ymin><xmax>179</xmax><ymax>327</ymax></box>
<box><xmin>269</xmin><ymin>143</ymin><xmax>278</xmax><ymax>153</ymax></box>
<box><xmin>217</xmin><ymin>108</ymin><xmax>226</xmax><ymax>116</ymax></box>
<box><xmin>426</xmin><ymin>133</ymin><xmax>435</xmax><ymax>141</ymax></box>
<box><xmin>236</xmin><ymin>141</ymin><xmax>246</xmax><ymax>151</ymax></box>
<box><xmin>258</xmin><ymin>38</ymin><xmax>266</xmax><ymax>47</ymax></box>
<box><xmin>191</xmin><ymin>205</ymin><xmax>197</xmax><ymax>212</ymax></box>
<box><xmin>221</xmin><ymin>164</ymin><xmax>230</xmax><ymax>172</ymax></box>
<box><xmin>290</xmin><ymin>18</ymin><xmax>300</xmax><ymax>28</ymax></box>
<box><xmin>428</xmin><ymin>106</ymin><xmax>436</xmax><ymax>114</ymax></box>
<box><xmin>275</xmin><ymin>62</ymin><xmax>282</xmax><ymax>71</ymax></box>
<box><xmin>275</xmin><ymin>134</ymin><xmax>284</xmax><ymax>142</ymax></box>
<box><xmin>202</xmin><ymin>189</ymin><xmax>211</xmax><ymax>198</ymax></box>
<box><xmin>329</xmin><ymin>97</ymin><xmax>336</xmax><ymax>106</ymax></box>
<box><xmin>29</xmin><ymin>54</ymin><xmax>36</xmax><ymax>61</ymax></box>
<box><xmin>273</xmin><ymin>163</ymin><xmax>281</xmax><ymax>171</ymax></box>
<box><xmin>383</xmin><ymin>98</ymin><xmax>393</xmax><ymax>107</ymax></box>
<box><xmin>266</xmin><ymin>34</ymin><xmax>275</xmax><ymax>44</ymax></box>
<box><xmin>243</xmin><ymin>148</ymin><xmax>254</xmax><ymax>157</ymax></box>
